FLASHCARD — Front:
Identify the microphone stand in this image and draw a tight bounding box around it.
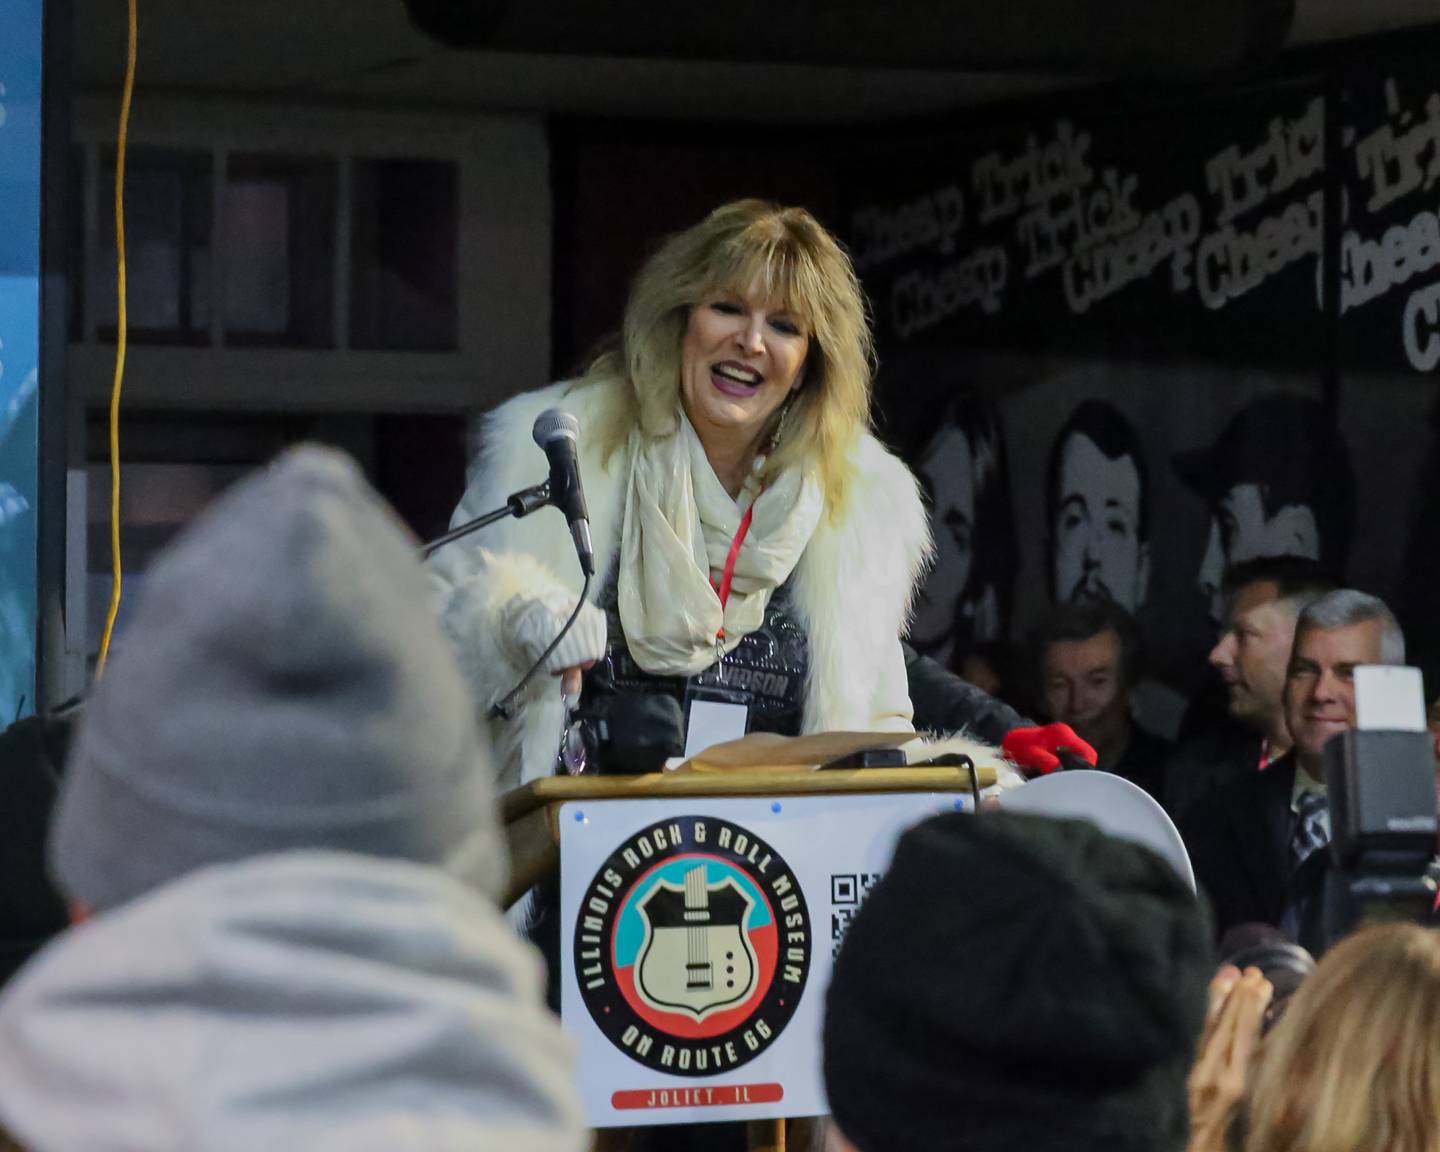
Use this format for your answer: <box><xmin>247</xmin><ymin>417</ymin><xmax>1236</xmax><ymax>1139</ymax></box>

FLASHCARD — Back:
<box><xmin>420</xmin><ymin>476</ymin><xmax>591</xmax><ymax>721</ymax></box>
<box><xmin>419</xmin><ymin>481</ymin><xmax>551</xmax><ymax>558</ymax></box>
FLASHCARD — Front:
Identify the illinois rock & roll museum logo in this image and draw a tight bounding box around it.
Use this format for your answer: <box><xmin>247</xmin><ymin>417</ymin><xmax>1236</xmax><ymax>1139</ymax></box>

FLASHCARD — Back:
<box><xmin>574</xmin><ymin>815</ymin><xmax>812</xmax><ymax>1078</ymax></box>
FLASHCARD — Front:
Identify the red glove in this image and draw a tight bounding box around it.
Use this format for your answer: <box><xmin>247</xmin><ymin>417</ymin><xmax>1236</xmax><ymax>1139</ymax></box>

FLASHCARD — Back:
<box><xmin>1002</xmin><ymin>723</ymin><xmax>1097</xmax><ymax>777</ymax></box>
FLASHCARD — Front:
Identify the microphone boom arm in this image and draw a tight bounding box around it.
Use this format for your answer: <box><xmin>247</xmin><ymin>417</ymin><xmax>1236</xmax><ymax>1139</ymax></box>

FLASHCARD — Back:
<box><xmin>422</xmin><ymin>407</ymin><xmax>596</xmax><ymax>721</ymax></box>
<box><xmin>419</xmin><ymin>480</ymin><xmax>551</xmax><ymax>558</ymax></box>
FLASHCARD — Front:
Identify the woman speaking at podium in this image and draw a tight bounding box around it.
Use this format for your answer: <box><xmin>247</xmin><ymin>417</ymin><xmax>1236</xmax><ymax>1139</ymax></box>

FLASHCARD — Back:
<box><xmin>431</xmin><ymin>199</ymin><xmax>931</xmax><ymax>790</ymax></box>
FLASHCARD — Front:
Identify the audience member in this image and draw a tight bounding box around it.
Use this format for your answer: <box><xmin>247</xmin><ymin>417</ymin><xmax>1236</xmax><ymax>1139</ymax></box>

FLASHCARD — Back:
<box><xmin>1180</xmin><ymin>589</ymin><xmax>1404</xmax><ymax>954</ymax></box>
<box><xmin>1428</xmin><ymin>691</ymin><xmax>1440</xmax><ymax>853</ymax></box>
<box><xmin>1165</xmin><ymin>557</ymin><xmax>1336</xmax><ymax>822</ymax></box>
<box><xmin>1244</xmin><ymin>922</ymin><xmax>1440</xmax><ymax>1152</ymax></box>
<box><xmin>0</xmin><ymin>712</ymin><xmax>73</xmax><ymax>986</ymax></box>
<box><xmin>1185</xmin><ymin>963</ymin><xmax>1273</xmax><ymax>1152</ymax></box>
<box><xmin>0</xmin><ymin>447</ymin><xmax>585</xmax><ymax>1152</ymax></box>
<box><xmin>901</xmin><ymin>641</ymin><xmax>1097</xmax><ymax>775</ymax></box>
<box><xmin>1429</xmin><ymin>689</ymin><xmax>1440</xmax><ymax>767</ymax></box>
<box><xmin>1189</xmin><ymin>923</ymin><xmax>1440</xmax><ymax>1152</ymax></box>
<box><xmin>1046</xmin><ymin>399</ymin><xmax>1190</xmax><ymax>739</ymax></box>
<box><xmin>1215</xmin><ymin>923</ymin><xmax>1313</xmax><ymax>1033</ymax></box>
<box><xmin>823</xmin><ymin>810</ymin><xmax>1213</xmax><ymax>1152</ymax></box>
<box><xmin>1032</xmin><ymin>598</ymin><xmax>1170</xmax><ymax>799</ymax></box>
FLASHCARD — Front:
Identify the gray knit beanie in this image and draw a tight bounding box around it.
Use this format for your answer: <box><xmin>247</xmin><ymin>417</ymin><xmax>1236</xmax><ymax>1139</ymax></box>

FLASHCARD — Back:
<box><xmin>51</xmin><ymin>445</ymin><xmax>506</xmax><ymax>911</ymax></box>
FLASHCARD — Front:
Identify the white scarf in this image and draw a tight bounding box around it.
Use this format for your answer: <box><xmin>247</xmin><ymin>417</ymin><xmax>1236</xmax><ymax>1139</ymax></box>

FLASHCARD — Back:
<box><xmin>618</xmin><ymin>412</ymin><xmax>824</xmax><ymax>676</ymax></box>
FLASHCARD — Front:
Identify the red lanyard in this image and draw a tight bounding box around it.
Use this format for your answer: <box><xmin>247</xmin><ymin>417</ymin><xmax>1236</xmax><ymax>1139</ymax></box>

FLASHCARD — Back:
<box><xmin>711</xmin><ymin>499</ymin><xmax>758</xmax><ymax>644</ymax></box>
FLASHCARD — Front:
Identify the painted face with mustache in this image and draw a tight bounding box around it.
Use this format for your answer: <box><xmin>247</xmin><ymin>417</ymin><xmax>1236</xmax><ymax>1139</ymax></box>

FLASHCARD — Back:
<box><xmin>1052</xmin><ymin>431</ymin><xmax>1148</xmax><ymax>613</ymax></box>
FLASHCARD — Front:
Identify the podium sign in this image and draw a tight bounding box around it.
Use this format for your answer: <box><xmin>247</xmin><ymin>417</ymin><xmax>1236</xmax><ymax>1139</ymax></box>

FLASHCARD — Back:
<box><xmin>560</xmin><ymin>791</ymin><xmax>962</xmax><ymax>1127</ymax></box>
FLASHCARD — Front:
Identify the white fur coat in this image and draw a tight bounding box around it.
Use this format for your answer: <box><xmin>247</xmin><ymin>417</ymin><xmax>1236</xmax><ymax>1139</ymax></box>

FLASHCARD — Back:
<box><xmin>430</xmin><ymin>380</ymin><xmax>933</xmax><ymax>792</ymax></box>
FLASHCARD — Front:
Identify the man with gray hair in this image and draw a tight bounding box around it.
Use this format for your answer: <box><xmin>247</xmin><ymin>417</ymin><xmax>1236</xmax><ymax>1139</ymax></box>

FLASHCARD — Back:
<box><xmin>1180</xmin><ymin>589</ymin><xmax>1405</xmax><ymax>955</ymax></box>
<box><xmin>1283</xmin><ymin>590</ymin><xmax>1405</xmax><ymax>780</ymax></box>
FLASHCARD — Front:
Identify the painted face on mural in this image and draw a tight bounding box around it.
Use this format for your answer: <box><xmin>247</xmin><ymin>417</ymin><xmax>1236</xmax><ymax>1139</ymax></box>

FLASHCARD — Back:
<box><xmin>912</xmin><ymin>425</ymin><xmax>998</xmax><ymax>656</ymax></box>
<box><xmin>1051</xmin><ymin>431</ymin><xmax>1149</xmax><ymax>612</ymax></box>
<box><xmin>1197</xmin><ymin>483</ymin><xmax>1320</xmax><ymax>622</ymax></box>
<box><xmin>913</xmin><ymin>425</ymin><xmax>975</xmax><ymax>652</ymax></box>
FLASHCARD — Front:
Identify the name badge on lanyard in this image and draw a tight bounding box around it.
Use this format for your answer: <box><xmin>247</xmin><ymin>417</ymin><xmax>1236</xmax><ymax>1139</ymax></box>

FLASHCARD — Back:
<box><xmin>683</xmin><ymin>688</ymin><xmax>750</xmax><ymax>758</ymax></box>
<box><xmin>683</xmin><ymin>492</ymin><xmax>757</xmax><ymax>758</ymax></box>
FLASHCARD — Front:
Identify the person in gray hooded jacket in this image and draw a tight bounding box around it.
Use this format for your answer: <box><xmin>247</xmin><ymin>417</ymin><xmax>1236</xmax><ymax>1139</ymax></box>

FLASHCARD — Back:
<box><xmin>0</xmin><ymin>446</ymin><xmax>586</xmax><ymax>1152</ymax></box>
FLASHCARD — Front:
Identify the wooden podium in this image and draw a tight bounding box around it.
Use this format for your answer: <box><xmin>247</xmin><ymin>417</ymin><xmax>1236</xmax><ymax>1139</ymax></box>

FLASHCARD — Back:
<box><xmin>502</xmin><ymin>761</ymin><xmax>995</xmax><ymax>1151</ymax></box>
<box><xmin>501</xmin><ymin>762</ymin><xmax>995</xmax><ymax>910</ymax></box>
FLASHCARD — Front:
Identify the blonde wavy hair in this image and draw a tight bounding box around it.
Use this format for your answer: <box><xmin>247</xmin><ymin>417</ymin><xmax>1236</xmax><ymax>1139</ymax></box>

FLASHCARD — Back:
<box><xmin>577</xmin><ymin>199</ymin><xmax>875</xmax><ymax>513</ymax></box>
<box><xmin>1242</xmin><ymin>922</ymin><xmax>1440</xmax><ymax>1152</ymax></box>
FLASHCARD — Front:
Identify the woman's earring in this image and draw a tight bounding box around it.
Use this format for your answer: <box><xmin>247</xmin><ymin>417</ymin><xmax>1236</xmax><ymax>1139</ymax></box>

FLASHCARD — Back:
<box><xmin>771</xmin><ymin>393</ymin><xmax>797</xmax><ymax>449</ymax></box>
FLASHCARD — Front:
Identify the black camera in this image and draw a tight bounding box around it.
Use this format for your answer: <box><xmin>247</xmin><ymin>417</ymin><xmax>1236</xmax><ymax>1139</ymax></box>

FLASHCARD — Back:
<box><xmin>1219</xmin><ymin>924</ymin><xmax>1316</xmax><ymax>1033</ymax></box>
<box><xmin>1321</xmin><ymin>728</ymin><xmax>1438</xmax><ymax>945</ymax></box>
<box><xmin>560</xmin><ymin>692</ymin><xmax>685</xmax><ymax>776</ymax></box>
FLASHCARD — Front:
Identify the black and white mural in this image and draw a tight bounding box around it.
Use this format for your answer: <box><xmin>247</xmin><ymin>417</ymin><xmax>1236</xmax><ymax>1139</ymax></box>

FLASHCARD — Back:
<box><xmin>846</xmin><ymin>46</ymin><xmax>1440</xmax><ymax>734</ymax></box>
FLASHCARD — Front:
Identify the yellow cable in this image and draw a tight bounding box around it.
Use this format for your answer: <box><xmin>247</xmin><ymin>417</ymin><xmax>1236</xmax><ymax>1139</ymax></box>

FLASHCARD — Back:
<box><xmin>96</xmin><ymin>0</ymin><xmax>137</xmax><ymax>677</ymax></box>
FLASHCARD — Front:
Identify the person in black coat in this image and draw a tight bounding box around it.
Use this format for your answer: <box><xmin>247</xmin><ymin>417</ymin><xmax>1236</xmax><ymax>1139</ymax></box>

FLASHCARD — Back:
<box><xmin>1028</xmin><ymin>599</ymin><xmax>1171</xmax><ymax>801</ymax></box>
<box><xmin>1166</xmin><ymin>557</ymin><xmax>1337</xmax><ymax>825</ymax></box>
<box><xmin>1180</xmin><ymin>589</ymin><xmax>1405</xmax><ymax>955</ymax></box>
<box><xmin>1179</xmin><ymin>750</ymin><xmax>1330</xmax><ymax>952</ymax></box>
<box><xmin>0</xmin><ymin>711</ymin><xmax>74</xmax><ymax>985</ymax></box>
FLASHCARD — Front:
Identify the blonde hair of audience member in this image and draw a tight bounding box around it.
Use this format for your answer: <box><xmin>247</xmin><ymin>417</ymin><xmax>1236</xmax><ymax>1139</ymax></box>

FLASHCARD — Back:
<box><xmin>583</xmin><ymin>198</ymin><xmax>874</xmax><ymax>513</ymax></box>
<box><xmin>1242</xmin><ymin>923</ymin><xmax>1440</xmax><ymax>1152</ymax></box>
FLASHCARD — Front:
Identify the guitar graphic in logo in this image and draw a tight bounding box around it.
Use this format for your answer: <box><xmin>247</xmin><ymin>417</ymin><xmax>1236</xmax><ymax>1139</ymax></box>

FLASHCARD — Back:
<box><xmin>634</xmin><ymin>865</ymin><xmax>758</xmax><ymax>1021</ymax></box>
<box><xmin>576</xmin><ymin>817</ymin><xmax>811</xmax><ymax>1075</ymax></box>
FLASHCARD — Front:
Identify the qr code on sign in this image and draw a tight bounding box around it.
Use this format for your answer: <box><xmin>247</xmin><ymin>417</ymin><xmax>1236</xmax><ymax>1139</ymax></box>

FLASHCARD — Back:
<box><xmin>829</xmin><ymin>873</ymin><xmax>881</xmax><ymax>957</ymax></box>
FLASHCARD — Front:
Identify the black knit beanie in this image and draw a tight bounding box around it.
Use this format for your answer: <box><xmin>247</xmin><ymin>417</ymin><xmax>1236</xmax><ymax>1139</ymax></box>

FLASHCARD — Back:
<box><xmin>822</xmin><ymin>811</ymin><xmax>1214</xmax><ymax>1152</ymax></box>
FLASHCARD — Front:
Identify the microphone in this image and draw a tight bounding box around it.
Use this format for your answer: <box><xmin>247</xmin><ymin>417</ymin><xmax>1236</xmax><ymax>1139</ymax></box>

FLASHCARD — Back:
<box><xmin>532</xmin><ymin>409</ymin><xmax>594</xmax><ymax>575</ymax></box>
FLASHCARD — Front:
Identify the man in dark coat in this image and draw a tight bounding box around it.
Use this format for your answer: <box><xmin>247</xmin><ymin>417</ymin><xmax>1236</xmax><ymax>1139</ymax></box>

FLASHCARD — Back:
<box><xmin>1165</xmin><ymin>556</ymin><xmax>1336</xmax><ymax>824</ymax></box>
<box><xmin>1029</xmin><ymin>598</ymin><xmax>1170</xmax><ymax>801</ymax></box>
<box><xmin>1180</xmin><ymin>589</ymin><xmax>1404</xmax><ymax>954</ymax></box>
<box><xmin>0</xmin><ymin>711</ymin><xmax>74</xmax><ymax>985</ymax></box>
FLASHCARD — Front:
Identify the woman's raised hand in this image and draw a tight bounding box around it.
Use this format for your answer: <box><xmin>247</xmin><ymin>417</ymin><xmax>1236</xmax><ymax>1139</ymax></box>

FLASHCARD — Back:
<box><xmin>1186</xmin><ymin>965</ymin><xmax>1273</xmax><ymax>1152</ymax></box>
